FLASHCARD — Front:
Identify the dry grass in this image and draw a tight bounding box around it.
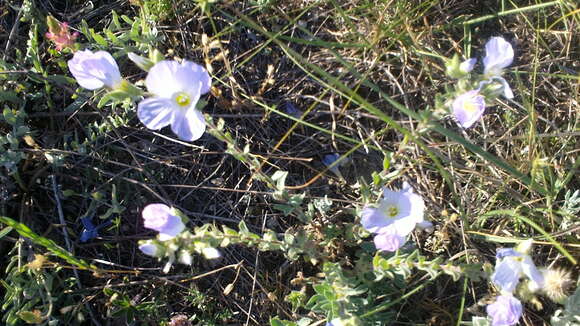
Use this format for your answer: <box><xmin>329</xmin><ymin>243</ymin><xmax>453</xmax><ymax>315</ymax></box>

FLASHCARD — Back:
<box><xmin>0</xmin><ymin>0</ymin><xmax>578</xmax><ymax>324</ymax></box>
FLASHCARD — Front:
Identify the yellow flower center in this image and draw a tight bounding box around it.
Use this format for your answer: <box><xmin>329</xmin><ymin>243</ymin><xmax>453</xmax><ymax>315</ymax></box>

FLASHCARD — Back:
<box><xmin>174</xmin><ymin>92</ymin><xmax>191</xmax><ymax>107</ymax></box>
<box><xmin>386</xmin><ymin>205</ymin><xmax>399</xmax><ymax>217</ymax></box>
<box><xmin>463</xmin><ymin>102</ymin><xmax>477</xmax><ymax>113</ymax></box>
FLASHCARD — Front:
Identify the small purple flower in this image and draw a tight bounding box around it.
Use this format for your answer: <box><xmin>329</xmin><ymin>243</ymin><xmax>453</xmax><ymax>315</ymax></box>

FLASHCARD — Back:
<box><xmin>492</xmin><ymin>245</ymin><xmax>544</xmax><ymax>293</ymax></box>
<box><xmin>486</xmin><ymin>294</ymin><xmax>523</xmax><ymax>326</ymax></box>
<box><xmin>452</xmin><ymin>90</ymin><xmax>486</xmax><ymax>128</ymax></box>
<box><xmin>68</xmin><ymin>50</ymin><xmax>122</xmax><ymax>90</ymax></box>
<box><xmin>322</xmin><ymin>153</ymin><xmax>343</xmax><ymax>178</ymax></box>
<box><xmin>142</xmin><ymin>203</ymin><xmax>185</xmax><ymax>240</ymax></box>
<box><xmin>138</xmin><ymin>60</ymin><xmax>211</xmax><ymax>141</ymax></box>
<box><xmin>483</xmin><ymin>37</ymin><xmax>514</xmax><ymax>99</ymax></box>
<box><xmin>79</xmin><ymin>216</ymin><xmax>112</xmax><ymax>242</ymax></box>
<box><xmin>361</xmin><ymin>182</ymin><xmax>425</xmax><ymax>252</ymax></box>
<box><xmin>284</xmin><ymin>102</ymin><xmax>303</xmax><ymax>118</ymax></box>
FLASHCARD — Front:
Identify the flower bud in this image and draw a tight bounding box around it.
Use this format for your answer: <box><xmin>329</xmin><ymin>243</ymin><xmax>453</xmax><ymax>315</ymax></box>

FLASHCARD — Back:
<box><xmin>138</xmin><ymin>240</ymin><xmax>164</xmax><ymax>257</ymax></box>
<box><xmin>128</xmin><ymin>52</ymin><xmax>154</xmax><ymax>71</ymax></box>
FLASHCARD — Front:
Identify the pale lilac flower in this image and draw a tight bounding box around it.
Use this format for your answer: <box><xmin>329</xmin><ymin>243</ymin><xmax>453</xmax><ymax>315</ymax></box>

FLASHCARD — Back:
<box><xmin>492</xmin><ymin>246</ymin><xmax>544</xmax><ymax>293</ymax></box>
<box><xmin>452</xmin><ymin>90</ymin><xmax>486</xmax><ymax>128</ymax></box>
<box><xmin>142</xmin><ymin>203</ymin><xmax>185</xmax><ymax>240</ymax></box>
<box><xmin>137</xmin><ymin>60</ymin><xmax>211</xmax><ymax>141</ymax></box>
<box><xmin>67</xmin><ymin>50</ymin><xmax>122</xmax><ymax>90</ymax></box>
<box><xmin>361</xmin><ymin>182</ymin><xmax>425</xmax><ymax>252</ymax></box>
<box><xmin>460</xmin><ymin>58</ymin><xmax>477</xmax><ymax>73</ymax></box>
<box><xmin>486</xmin><ymin>294</ymin><xmax>523</xmax><ymax>326</ymax></box>
<box><xmin>483</xmin><ymin>37</ymin><xmax>514</xmax><ymax>99</ymax></box>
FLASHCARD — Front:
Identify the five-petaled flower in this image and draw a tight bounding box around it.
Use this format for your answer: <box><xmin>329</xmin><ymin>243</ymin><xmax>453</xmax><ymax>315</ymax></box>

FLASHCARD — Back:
<box><xmin>452</xmin><ymin>90</ymin><xmax>486</xmax><ymax>128</ymax></box>
<box><xmin>361</xmin><ymin>182</ymin><xmax>426</xmax><ymax>252</ymax></box>
<box><xmin>67</xmin><ymin>50</ymin><xmax>122</xmax><ymax>90</ymax></box>
<box><xmin>486</xmin><ymin>294</ymin><xmax>523</xmax><ymax>326</ymax></box>
<box><xmin>491</xmin><ymin>244</ymin><xmax>544</xmax><ymax>293</ymax></box>
<box><xmin>142</xmin><ymin>203</ymin><xmax>185</xmax><ymax>240</ymax></box>
<box><xmin>483</xmin><ymin>37</ymin><xmax>514</xmax><ymax>99</ymax></box>
<box><xmin>137</xmin><ymin>60</ymin><xmax>211</xmax><ymax>141</ymax></box>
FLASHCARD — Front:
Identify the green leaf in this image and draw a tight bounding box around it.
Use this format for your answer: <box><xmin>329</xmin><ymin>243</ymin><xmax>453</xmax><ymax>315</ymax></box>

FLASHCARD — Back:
<box><xmin>0</xmin><ymin>216</ymin><xmax>94</xmax><ymax>270</ymax></box>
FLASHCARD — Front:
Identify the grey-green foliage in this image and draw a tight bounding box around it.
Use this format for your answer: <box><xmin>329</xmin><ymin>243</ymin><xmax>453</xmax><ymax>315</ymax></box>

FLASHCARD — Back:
<box><xmin>0</xmin><ymin>107</ymin><xmax>29</xmax><ymax>173</ymax></box>
<box><xmin>551</xmin><ymin>283</ymin><xmax>580</xmax><ymax>326</ymax></box>
<box><xmin>1</xmin><ymin>243</ymin><xmax>82</xmax><ymax>325</ymax></box>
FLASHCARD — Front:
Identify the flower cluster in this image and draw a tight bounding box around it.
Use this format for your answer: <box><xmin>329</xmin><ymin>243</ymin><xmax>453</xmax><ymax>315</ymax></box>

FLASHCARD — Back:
<box><xmin>448</xmin><ymin>37</ymin><xmax>515</xmax><ymax>128</ymax></box>
<box><xmin>361</xmin><ymin>182</ymin><xmax>428</xmax><ymax>252</ymax></box>
<box><xmin>486</xmin><ymin>240</ymin><xmax>543</xmax><ymax>326</ymax></box>
<box><xmin>67</xmin><ymin>47</ymin><xmax>211</xmax><ymax>141</ymax></box>
<box><xmin>138</xmin><ymin>203</ymin><xmax>220</xmax><ymax>273</ymax></box>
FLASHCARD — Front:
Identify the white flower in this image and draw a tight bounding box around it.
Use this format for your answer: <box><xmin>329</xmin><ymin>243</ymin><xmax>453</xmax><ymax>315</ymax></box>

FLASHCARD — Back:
<box><xmin>482</xmin><ymin>37</ymin><xmax>514</xmax><ymax>99</ymax></box>
<box><xmin>137</xmin><ymin>60</ymin><xmax>211</xmax><ymax>141</ymax></box>
<box><xmin>361</xmin><ymin>182</ymin><xmax>425</xmax><ymax>252</ymax></box>
<box><xmin>492</xmin><ymin>247</ymin><xmax>544</xmax><ymax>293</ymax></box>
<box><xmin>67</xmin><ymin>50</ymin><xmax>122</xmax><ymax>90</ymax></box>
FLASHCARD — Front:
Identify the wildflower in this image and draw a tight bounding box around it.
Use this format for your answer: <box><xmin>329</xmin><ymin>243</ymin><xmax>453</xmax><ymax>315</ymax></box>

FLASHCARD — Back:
<box><xmin>491</xmin><ymin>243</ymin><xmax>544</xmax><ymax>293</ymax></box>
<box><xmin>142</xmin><ymin>203</ymin><xmax>185</xmax><ymax>240</ymax></box>
<box><xmin>460</xmin><ymin>58</ymin><xmax>477</xmax><ymax>73</ymax></box>
<box><xmin>79</xmin><ymin>216</ymin><xmax>112</xmax><ymax>242</ymax></box>
<box><xmin>45</xmin><ymin>16</ymin><xmax>78</xmax><ymax>51</ymax></box>
<box><xmin>137</xmin><ymin>60</ymin><xmax>211</xmax><ymax>141</ymax></box>
<box><xmin>322</xmin><ymin>153</ymin><xmax>344</xmax><ymax>179</ymax></box>
<box><xmin>361</xmin><ymin>182</ymin><xmax>425</xmax><ymax>252</ymax></box>
<box><xmin>482</xmin><ymin>37</ymin><xmax>514</xmax><ymax>99</ymax></box>
<box><xmin>452</xmin><ymin>90</ymin><xmax>486</xmax><ymax>128</ymax></box>
<box><xmin>67</xmin><ymin>50</ymin><xmax>122</xmax><ymax>90</ymax></box>
<box><xmin>486</xmin><ymin>294</ymin><xmax>523</xmax><ymax>326</ymax></box>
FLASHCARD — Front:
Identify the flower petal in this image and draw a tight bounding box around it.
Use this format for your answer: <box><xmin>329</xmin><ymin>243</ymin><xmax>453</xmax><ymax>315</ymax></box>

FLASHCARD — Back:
<box><xmin>170</xmin><ymin>107</ymin><xmax>206</xmax><ymax>141</ymax></box>
<box><xmin>452</xmin><ymin>90</ymin><xmax>486</xmax><ymax>128</ymax></box>
<box><xmin>146</xmin><ymin>60</ymin><xmax>211</xmax><ymax>98</ymax></box>
<box><xmin>483</xmin><ymin>37</ymin><xmax>514</xmax><ymax>76</ymax></box>
<box><xmin>494</xmin><ymin>77</ymin><xmax>514</xmax><ymax>99</ymax></box>
<box><xmin>460</xmin><ymin>58</ymin><xmax>477</xmax><ymax>73</ymax></box>
<box><xmin>142</xmin><ymin>203</ymin><xmax>173</xmax><ymax>231</ymax></box>
<box><xmin>373</xmin><ymin>227</ymin><xmax>406</xmax><ymax>252</ymax></box>
<box><xmin>137</xmin><ymin>97</ymin><xmax>175</xmax><ymax>130</ymax></box>
<box><xmin>178</xmin><ymin>60</ymin><xmax>211</xmax><ymax>95</ymax></box>
<box><xmin>486</xmin><ymin>294</ymin><xmax>522</xmax><ymax>326</ymax></box>
<box><xmin>157</xmin><ymin>215</ymin><xmax>185</xmax><ymax>240</ymax></box>
<box><xmin>521</xmin><ymin>256</ymin><xmax>544</xmax><ymax>291</ymax></box>
<box><xmin>67</xmin><ymin>50</ymin><xmax>122</xmax><ymax>89</ymax></box>
<box><xmin>492</xmin><ymin>257</ymin><xmax>522</xmax><ymax>293</ymax></box>
<box><xmin>361</xmin><ymin>207</ymin><xmax>391</xmax><ymax>233</ymax></box>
